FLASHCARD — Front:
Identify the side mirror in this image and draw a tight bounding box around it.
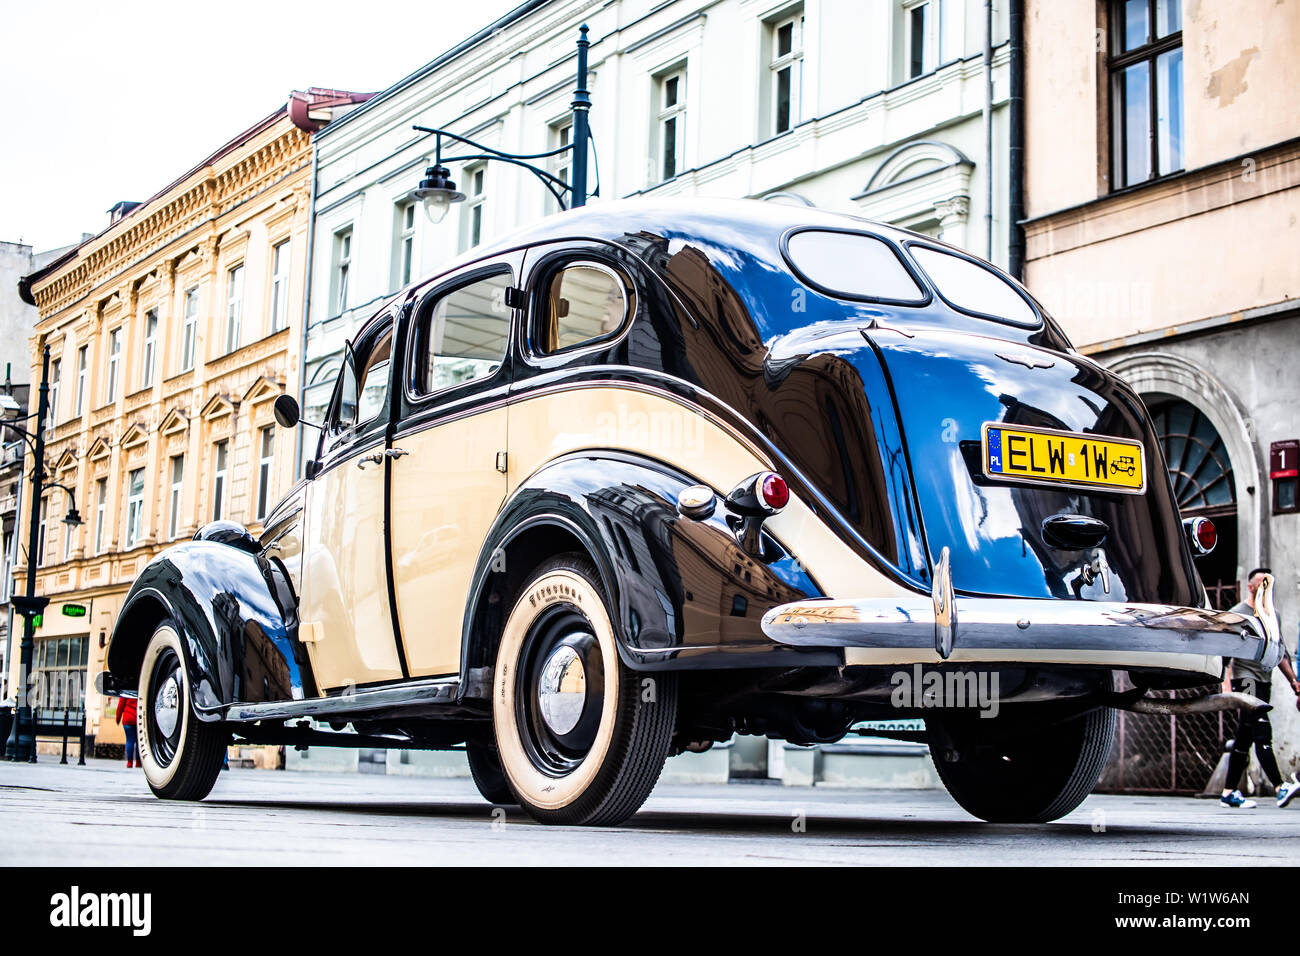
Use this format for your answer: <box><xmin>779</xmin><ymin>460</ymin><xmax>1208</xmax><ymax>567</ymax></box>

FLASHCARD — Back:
<box><xmin>273</xmin><ymin>394</ymin><xmax>301</xmax><ymax>429</ymax></box>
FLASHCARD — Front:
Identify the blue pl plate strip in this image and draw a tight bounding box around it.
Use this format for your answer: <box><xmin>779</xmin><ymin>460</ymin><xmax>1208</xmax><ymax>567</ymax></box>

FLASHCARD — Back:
<box><xmin>986</xmin><ymin>427</ymin><xmax>1003</xmax><ymax>474</ymax></box>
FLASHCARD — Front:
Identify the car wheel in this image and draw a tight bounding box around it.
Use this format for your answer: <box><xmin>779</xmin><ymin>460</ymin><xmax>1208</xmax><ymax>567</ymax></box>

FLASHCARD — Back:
<box><xmin>492</xmin><ymin>554</ymin><xmax>677</xmax><ymax>826</ymax></box>
<box><xmin>926</xmin><ymin>703</ymin><xmax>1115</xmax><ymax>823</ymax></box>
<box><xmin>137</xmin><ymin>620</ymin><xmax>228</xmax><ymax>801</ymax></box>
<box><xmin>466</xmin><ymin>729</ymin><xmax>516</xmax><ymax>805</ymax></box>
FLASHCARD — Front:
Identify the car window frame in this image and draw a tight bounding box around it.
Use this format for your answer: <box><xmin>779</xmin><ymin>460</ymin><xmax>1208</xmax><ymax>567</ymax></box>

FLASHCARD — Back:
<box><xmin>903</xmin><ymin>239</ymin><xmax>1043</xmax><ymax>329</ymax></box>
<box><xmin>317</xmin><ymin>312</ymin><xmax>396</xmax><ymax>463</ymax></box>
<box><xmin>403</xmin><ymin>263</ymin><xmax>516</xmax><ymax>408</ymax></box>
<box><xmin>524</xmin><ymin>256</ymin><xmax>636</xmax><ymax>363</ymax></box>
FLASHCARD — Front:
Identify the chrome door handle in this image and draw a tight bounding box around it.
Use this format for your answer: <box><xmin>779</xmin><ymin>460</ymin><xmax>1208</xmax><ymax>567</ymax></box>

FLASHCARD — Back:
<box><xmin>385</xmin><ymin>448</ymin><xmax>409</xmax><ymax>460</ymax></box>
<box><xmin>356</xmin><ymin>452</ymin><xmax>384</xmax><ymax>470</ymax></box>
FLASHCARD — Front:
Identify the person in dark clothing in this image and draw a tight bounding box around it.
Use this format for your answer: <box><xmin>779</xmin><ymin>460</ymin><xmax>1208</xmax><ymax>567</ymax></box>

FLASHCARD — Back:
<box><xmin>1220</xmin><ymin>568</ymin><xmax>1300</xmax><ymax>809</ymax></box>
<box><xmin>115</xmin><ymin>694</ymin><xmax>139</xmax><ymax>769</ymax></box>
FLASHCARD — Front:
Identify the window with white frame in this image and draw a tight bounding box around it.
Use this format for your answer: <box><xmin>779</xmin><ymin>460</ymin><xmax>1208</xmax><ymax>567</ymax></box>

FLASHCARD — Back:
<box><xmin>93</xmin><ymin>477</ymin><xmax>107</xmax><ymax>554</ymax></box>
<box><xmin>333</xmin><ymin>228</ymin><xmax>352</xmax><ymax>316</ymax></box>
<box><xmin>393</xmin><ymin>203</ymin><xmax>417</xmax><ymax>290</ymax></box>
<box><xmin>768</xmin><ymin>10</ymin><xmax>804</xmax><ymax>136</ymax></box>
<box><xmin>1</xmin><ymin>530</ymin><xmax>11</xmax><ymax>601</ymax></box>
<box><xmin>225</xmin><ymin>264</ymin><xmax>244</xmax><ymax>353</ymax></box>
<box><xmin>212</xmin><ymin>440</ymin><xmax>228</xmax><ymax>521</ymax></box>
<box><xmin>36</xmin><ymin>497</ymin><xmax>47</xmax><ymax>568</ymax></box>
<box><xmin>256</xmin><ymin>426</ymin><xmax>275</xmax><ymax>520</ymax></box>
<box><xmin>168</xmin><ymin>455</ymin><xmax>184</xmax><ymax>540</ymax></box>
<box><xmin>142</xmin><ymin>309</ymin><xmax>158</xmax><ymax>388</ymax></box>
<box><xmin>269</xmin><ymin>240</ymin><xmax>290</xmax><ymax>333</ymax></box>
<box><xmin>105</xmin><ymin>328</ymin><xmax>121</xmax><ymax>404</ymax></box>
<box><xmin>180</xmin><ymin>286</ymin><xmax>198</xmax><ymax>372</ymax></box>
<box><xmin>74</xmin><ymin>345</ymin><xmax>87</xmax><ymax>417</ymax></box>
<box><xmin>62</xmin><ymin>497</ymin><xmax>75</xmax><ymax>561</ymax></box>
<box><xmin>903</xmin><ymin>0</ymin><xmax>942</xmax><ymax>80</ymax></box>
<box><xmin>48</xmin><ymin>358</ymin><xmax>60</xmax><ymax>426</ymax></box>
<box><xmin>655</xmin><ymin>67</ymin><xmax>687</xmax><ymax>182</ymax></box>
<box><xmin>460</xmin><ymin>167</ymin><xmax>486</xmax><ymax>252</ymax></box>
<box><xmin>125</xmin><ymin>467</ymin><xmax>145</xmax><ymax>548</ymax></box>
<box><xmin>549</xmin><ymin>120</ymin><xmax>573</xmax><ymax>212</ymax></box>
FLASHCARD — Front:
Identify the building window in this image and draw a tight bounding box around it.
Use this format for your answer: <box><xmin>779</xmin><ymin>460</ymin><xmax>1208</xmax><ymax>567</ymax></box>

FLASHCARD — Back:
<box><xmin>212</xmin><ymin>440</ymin><xmax>228</xmax><ymax>521</ymax></box>
<box><xmin>125</xmin><ymin>467</ymin><xmax>145</xmax><ymax>548</ymax></box>
<box><xmin>33</xmin><ymin>636</ymin><xmax>88</xmax><ymax>722</ymax></box>
<box><xmin>74</xmin><ymin>345</ymin><xmax>87</xmax><ymax>417</ymax></box>
<box><xmin>460</xmin><ymin>168</ymin><xmax>486</xmax><ymax>253</ymax></box>
<box><xmin>256</xmin><ymin>427</ymin><xmax>275</xmax><ymax>520</ymax></box>
<box><xmin>62</xmin><ymin>500</ymin><xmax>75</xmax><ymax>561</ymax></box>
<box><xmin>36</xmin><ymin>497</ymin><xmax>47</xmax><ymax>568</ymax></box>
<box><xmin>142</xmin><ymin>309</ymin><xmax>157</xmax><ymax>387</ymax></box>
<box><xmin>225</xmin><ymin>264</ymin><xmax>244</xmax><ymax>353</ymax></box>
<box><xmin>768</xmin><ymin>11</ymin><xmax>804</xmax><ymax>135</ymax></box>
<box><xmin>333</xmin><ymin>228</ymin><xmax>352</xmax><ymax>316</ymax></box>
<box><xmin>94</xmin><ymin>477</ymin><xmax>107</xmax><ymax>554</ymax></box>
<box><xmin>655</xmin><ymin>68</ymin><xmax>687</xmax><ymax>182</ymax></box>
<box><xmin>1</xmin><ymin>530</ymin><xmax>12</xmax><ymax>602</ymax></box>
<box><xmin>549</xmin><ymin>120</ymin><xmax>573</xmax><ymax>212</ymax></box>
<box><xmin>168</xmin><ymin>455</ymin><xmax>184</xmax><ymax>539</ymax></box>
<box><xmin>1110</xmin><ymin>0</ymin><xmax>1183</xmax><ymax>188</ymax></box>
<box><xmin>393</xmin><ymin>203</ymin><xmax>417</xmax><ymax>290</ymax></box>
<box><xmin>270</xmin><ymin>240</ymin><xmax>290</xmax><ymax>334</ymax></box>
<box><xmin>903</xmin><ymin>0</ymin><xmax>941</xmax><ymax>80</ymax></box>
<box><xmin>105</xmin><ymin>328</ymin><xmax>121</xmax><ymax>404</ymax></box>
<box><xmin>181</xmin><ymin>286</ymin><xmax>198</xmax><ymax>372</ymax></box>
<box><xmin>48</xmin><ymin>358</ymin><xmax>60</xmax><ymax>426</ymax></box>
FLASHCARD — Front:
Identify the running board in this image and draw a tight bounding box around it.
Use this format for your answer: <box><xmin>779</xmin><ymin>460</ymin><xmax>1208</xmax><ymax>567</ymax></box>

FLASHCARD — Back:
<box><xmin>224</xmin><ymin>676</ymin><xmax>479</xmax><ymax>723</ymax></box>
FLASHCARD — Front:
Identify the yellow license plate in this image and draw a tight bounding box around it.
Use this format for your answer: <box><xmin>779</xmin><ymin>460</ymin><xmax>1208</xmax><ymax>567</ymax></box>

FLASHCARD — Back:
<box><xmin>981</xmin><ymin>423</ymin><xmax>1145</xmax><ymax>494</ymax></box>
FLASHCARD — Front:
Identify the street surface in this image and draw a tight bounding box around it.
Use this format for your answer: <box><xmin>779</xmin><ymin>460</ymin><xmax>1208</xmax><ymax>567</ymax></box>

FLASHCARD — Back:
<box><xmin>3</xmin><ymin>760</ymin><xmax>1297</xmax><ymax>866</ymax></box>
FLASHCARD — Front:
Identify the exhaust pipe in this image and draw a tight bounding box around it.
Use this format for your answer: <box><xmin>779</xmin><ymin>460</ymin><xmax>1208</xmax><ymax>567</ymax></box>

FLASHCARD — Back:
<box><xmin>1112</xmin><ymin>690</ymin><xmax>1271</xmax><ymax>717</ymax></box>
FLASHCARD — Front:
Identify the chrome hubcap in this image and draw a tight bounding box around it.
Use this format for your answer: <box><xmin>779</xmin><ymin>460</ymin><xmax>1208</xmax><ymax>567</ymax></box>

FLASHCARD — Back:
<box><xmin>154</xmin><ymin>671</ymin><xmax>181</xmax><ymax>739</ymax></box>
<box><xmin>537</xmin><ymin>644</ymin><xmax>586</xmax><ymax>736</ymax></box>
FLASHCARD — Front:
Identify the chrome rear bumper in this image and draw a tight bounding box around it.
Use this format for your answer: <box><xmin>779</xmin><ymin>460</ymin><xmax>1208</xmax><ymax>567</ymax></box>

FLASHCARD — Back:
<box><xmin>760</xmin><ymin>597</ymin><xmax>1280</xmax><ymax>672</ymax></box>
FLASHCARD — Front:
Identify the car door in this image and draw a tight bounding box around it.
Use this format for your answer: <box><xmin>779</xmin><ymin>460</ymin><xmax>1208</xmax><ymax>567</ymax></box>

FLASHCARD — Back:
<box><xmin>298</xmin><ymin>313</ymin><xmax>405</xmax><ymax>691</ymax></box>
<box><xmin>388</xmin><ymin>257</ymin><xmax>520</xmax><ymax>676</ymax></box>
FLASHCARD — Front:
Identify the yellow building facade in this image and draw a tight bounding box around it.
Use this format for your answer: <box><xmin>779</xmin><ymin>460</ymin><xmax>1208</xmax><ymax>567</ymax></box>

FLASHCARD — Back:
<box><xmin>14</xmin><ymin>107</ymin><xmax>316</xmax><ymax>754</ymax></box>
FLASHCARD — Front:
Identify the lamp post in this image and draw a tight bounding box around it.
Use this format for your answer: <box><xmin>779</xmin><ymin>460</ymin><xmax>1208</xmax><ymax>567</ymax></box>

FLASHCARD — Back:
<box><xmin>3</xmin><ymin>345</ymin><xmax>52</xmax><ymax>762</ymax></box>
<box><xmin>411</xmin><ymin>24</ymin><xmax>595</xmax><ymax>222</ymax></box>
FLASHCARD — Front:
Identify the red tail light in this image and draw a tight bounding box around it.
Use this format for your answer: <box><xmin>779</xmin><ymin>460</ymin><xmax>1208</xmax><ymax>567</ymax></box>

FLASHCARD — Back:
<box><xmin>1184</xmin><ymin>516</ymin><xmax>1217</xmax><ymax>555</ymax></box>
<box><xmin>760</xmin><ymin>473</ymin><xmax>789</xmax><ymax>511</ymax></box>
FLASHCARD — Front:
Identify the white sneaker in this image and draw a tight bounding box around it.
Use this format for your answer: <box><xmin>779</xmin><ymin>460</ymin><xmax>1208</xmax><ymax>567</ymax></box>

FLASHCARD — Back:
<box><xmin>1277</xmin><ymin>774</ymin><xmax>1300</xmax><ymax>809</ymax></box>
<box><xmin>1220</xmin><ymin>790</ymin><xmax>1257</xmax><ymax>809</ymax></box>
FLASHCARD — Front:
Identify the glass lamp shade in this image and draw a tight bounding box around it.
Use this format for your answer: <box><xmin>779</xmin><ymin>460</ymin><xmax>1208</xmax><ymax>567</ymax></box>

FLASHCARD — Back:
<box><xmin>415</xmin><ymin>187</ymin><xmax>465</xmax><ymax>224</ymax></box>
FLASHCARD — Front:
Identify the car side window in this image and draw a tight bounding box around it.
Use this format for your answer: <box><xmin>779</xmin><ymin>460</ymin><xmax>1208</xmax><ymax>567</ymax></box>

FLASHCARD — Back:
<box><xmin>537</xmin><ymin>263</ymin><xmax>631</xmax><ymax>354</ymax></box>
<box><xmin>414</xmin><ymin>271</ymin><xmax>512</xmax><ymax>395</ymax></box>
<box><xmin>325</xmin><ymin>323</ymin><xmax>392</xmax><ymax>452</ymax></box>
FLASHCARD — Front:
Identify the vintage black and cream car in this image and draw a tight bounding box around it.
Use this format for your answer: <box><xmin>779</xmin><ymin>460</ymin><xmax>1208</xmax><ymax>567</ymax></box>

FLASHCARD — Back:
<box><xmin>101</xmin><ymin>199</ymin><xmax>1281</xmax><ymax>826</ymax></box>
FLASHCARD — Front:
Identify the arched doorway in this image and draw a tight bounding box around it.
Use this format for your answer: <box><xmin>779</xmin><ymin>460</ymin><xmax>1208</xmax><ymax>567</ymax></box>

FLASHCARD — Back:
<box><xmin>1149</xmin><ymin>398</ymin><xmax>1239</xmax><ymax>609</ymax></box>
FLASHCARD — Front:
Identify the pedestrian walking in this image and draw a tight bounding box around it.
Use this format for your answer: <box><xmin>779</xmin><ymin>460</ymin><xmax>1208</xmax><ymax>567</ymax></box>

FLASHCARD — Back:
<box><xmin>115</xmin><ymin>693</ymin><xmax>139</xmax><ymax>769</ymax></box>
<box><xmin>1219</xmin><ymin>568</ymin><xmax>1300</xmax><ymax>809</ymax></box>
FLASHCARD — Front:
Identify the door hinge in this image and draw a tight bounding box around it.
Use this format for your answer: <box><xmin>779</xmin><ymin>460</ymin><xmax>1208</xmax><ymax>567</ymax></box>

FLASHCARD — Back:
<box><xmin>495</xmin><ymin>451</ymin><xmax>508</xmax><ymax>474</ymax></box>
<box><xmin>504</xmin><ymin>286</ymin><xmax>526</xmax><ymax>309</ymax></box>
<box><xmin>299</xmin><ymin>621</ymin><xmax>325</xmax><ymax>644</ymax></box>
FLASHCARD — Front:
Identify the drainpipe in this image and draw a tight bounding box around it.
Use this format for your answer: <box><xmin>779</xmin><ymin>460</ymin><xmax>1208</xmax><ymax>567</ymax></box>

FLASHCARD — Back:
<box><xmin>983</xmin><ymin>0</ymin><xmax>993</xmax><ymax>261</ymax></box>
<box><xmin>1008</xmin><ymin>0</ymin><xmax>1026</xmax><ymax>280</ymax></box>
<box><xmin>294</xmin><ymin>140</ymin><xmax>321</xmax><ymax>479</ymax></box>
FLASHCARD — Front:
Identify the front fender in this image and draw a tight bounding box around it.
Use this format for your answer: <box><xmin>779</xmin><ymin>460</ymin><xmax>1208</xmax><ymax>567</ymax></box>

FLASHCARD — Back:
<box><xmin>107</xmin><ymin>538</ymin><xmax>313</xmax><ymax>719</ymax></box>
<box><xmin>460</xmin><ymin>452</ymin><xmax>835</xmax><ymax>686</ymax></box>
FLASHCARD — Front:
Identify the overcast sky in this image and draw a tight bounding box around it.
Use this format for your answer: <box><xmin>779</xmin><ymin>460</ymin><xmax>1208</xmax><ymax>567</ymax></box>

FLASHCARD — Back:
<box><xmin>1</xmin><ymin>0</ymin><xmax>524</xmax><ymax>251</ymax></box>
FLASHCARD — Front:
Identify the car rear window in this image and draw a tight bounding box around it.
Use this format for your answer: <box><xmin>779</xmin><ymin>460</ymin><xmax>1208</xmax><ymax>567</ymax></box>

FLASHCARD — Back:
<box><xmin>910</xmin><ymin>245</ymin><xmax>1038</xmax><ymax>327</ymax></box>
<box><xmin>784</xmin><ymin>229</ymin><xmax>925</xmax><ymax>303</ymax></box>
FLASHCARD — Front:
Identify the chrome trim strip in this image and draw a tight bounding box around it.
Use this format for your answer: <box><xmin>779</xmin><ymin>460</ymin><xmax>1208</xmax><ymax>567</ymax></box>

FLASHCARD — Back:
<box><xmin>224</xmin><ymin>677</ymin><xmax>460</xmax><ymax>722</ymax></box>
<box><xmin>761</xmin><ymin>597</ymin><xmax>1281</xmax><ymax>669</ymax></box>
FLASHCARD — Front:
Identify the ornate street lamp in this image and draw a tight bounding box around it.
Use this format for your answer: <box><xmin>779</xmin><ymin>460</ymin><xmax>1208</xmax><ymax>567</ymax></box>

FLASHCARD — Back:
<box><xmin>411</xmin><ymin>24</ymin><xmax>595</xmax><ymax>221</ymax></box>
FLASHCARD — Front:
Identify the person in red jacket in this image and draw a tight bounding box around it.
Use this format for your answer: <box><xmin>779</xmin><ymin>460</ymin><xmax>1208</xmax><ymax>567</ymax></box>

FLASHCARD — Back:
<box><xmin>115</xmin><ymin>694</ymin><xmax>138</xmax><ymax>768</ymax></box>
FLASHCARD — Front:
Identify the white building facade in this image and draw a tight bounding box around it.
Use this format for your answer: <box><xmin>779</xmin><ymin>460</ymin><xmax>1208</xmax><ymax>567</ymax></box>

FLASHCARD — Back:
<box><xmin>298</xmin><ymin>0</ymin><xmax>1013</xmax><ymax>784</ymax></box>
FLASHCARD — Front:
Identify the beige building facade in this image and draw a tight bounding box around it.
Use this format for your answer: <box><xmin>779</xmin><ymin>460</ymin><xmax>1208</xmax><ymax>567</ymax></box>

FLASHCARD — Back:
<box><xmin>14</xmin><ymin>107</ymin><xmax>318</xmax><ymax>753</ymax></box>
<box><xmin>1022</xmin><ymin>0</ymin><xmax>1300</xmax><ymax>791</ymax></box>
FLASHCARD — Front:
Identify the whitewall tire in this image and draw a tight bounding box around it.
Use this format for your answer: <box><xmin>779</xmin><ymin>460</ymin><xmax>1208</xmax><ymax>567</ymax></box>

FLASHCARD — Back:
<box><xmin>137</xmin><ymin>621</ymin><xmax>227</xmax><ymax>801</ymax></box>
<box><xmin>492</xmin><ymin>555</ymin><xmax>677</xmax><ymax>826</ymax></box>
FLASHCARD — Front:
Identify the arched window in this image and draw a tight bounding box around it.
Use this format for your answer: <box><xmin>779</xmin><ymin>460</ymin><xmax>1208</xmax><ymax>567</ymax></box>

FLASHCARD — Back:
<box><xmin>1150</xmin><ymin>399</ymin><xmax>1234</xmax><ymax>513</ymax></box>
